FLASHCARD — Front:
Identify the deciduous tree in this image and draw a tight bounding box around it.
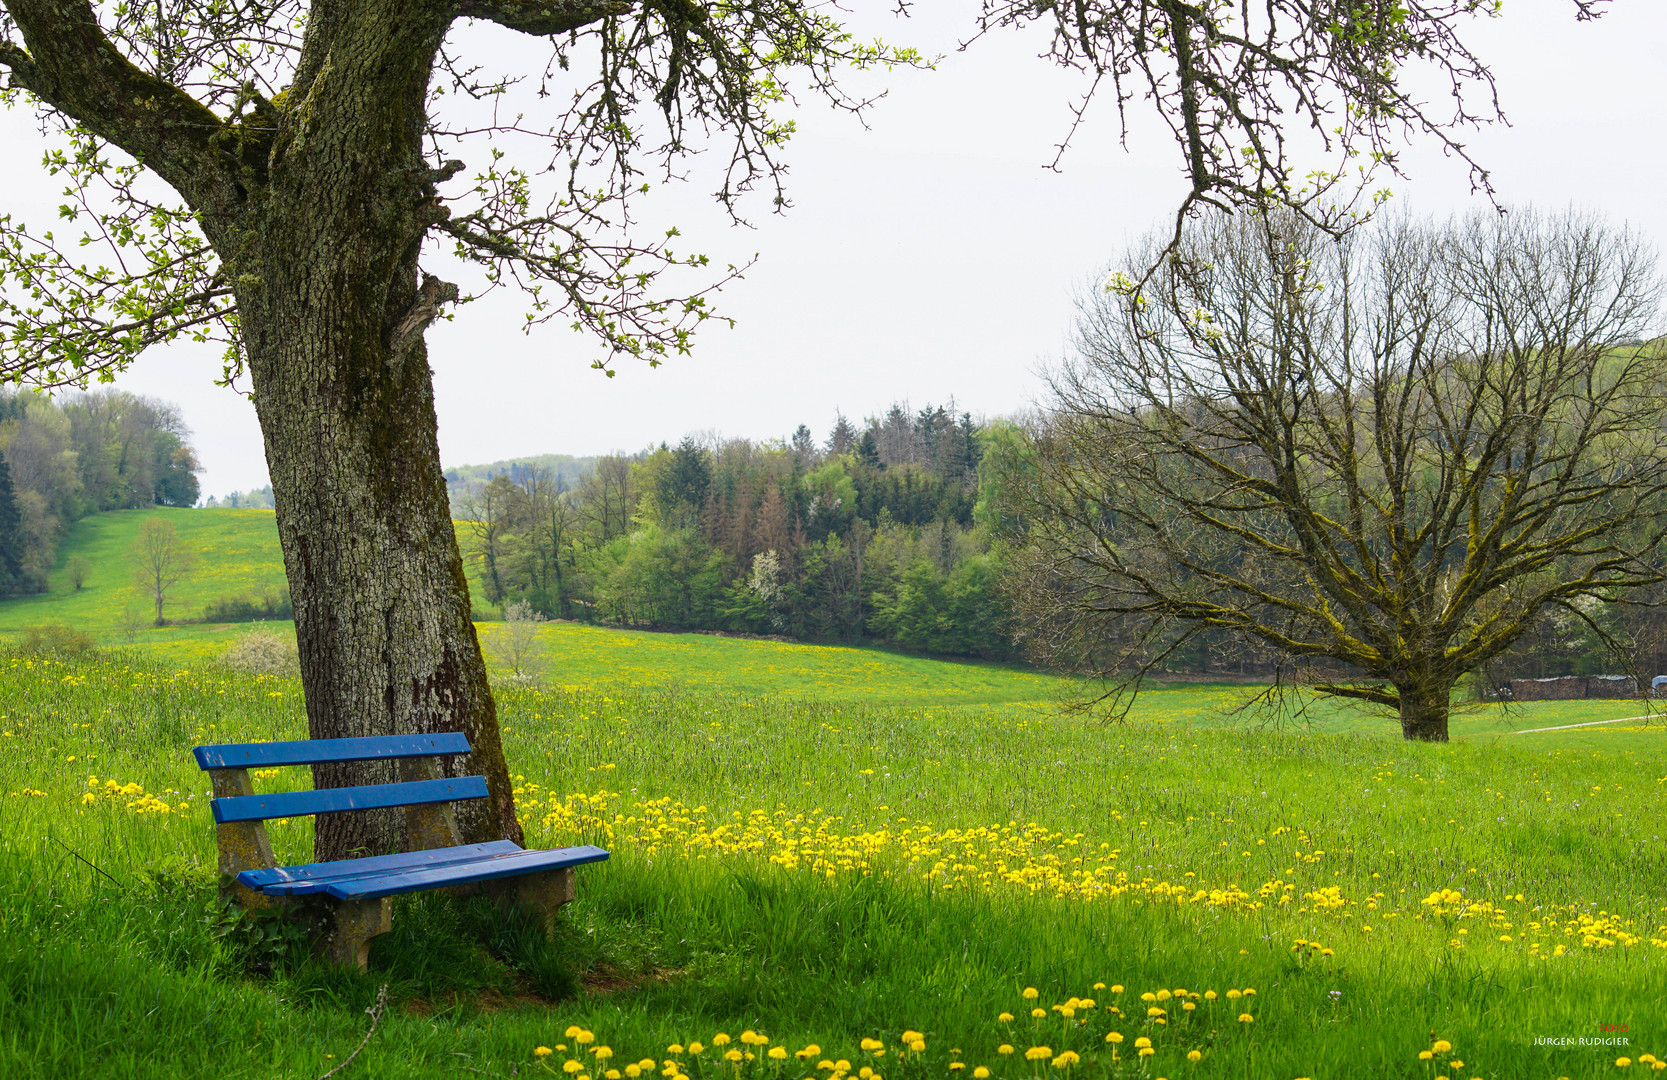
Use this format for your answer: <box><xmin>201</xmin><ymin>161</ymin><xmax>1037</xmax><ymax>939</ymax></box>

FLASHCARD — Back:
<box><xmin>1005</xmin><ymin>209</ymin><xmax>1667</xmax><ymax>740</ymax></box>
<box><xmin>129</xmin><ymin>516</ymin><xmax>194</xmax><ymax>625</ymax></box>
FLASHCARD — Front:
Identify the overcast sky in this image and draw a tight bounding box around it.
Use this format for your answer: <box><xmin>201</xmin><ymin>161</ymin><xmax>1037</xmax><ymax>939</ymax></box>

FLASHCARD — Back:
<box><xmin>4</xmin><ymin>1</ymin><xmax>1664</xmax><ymax>499</ymax></box>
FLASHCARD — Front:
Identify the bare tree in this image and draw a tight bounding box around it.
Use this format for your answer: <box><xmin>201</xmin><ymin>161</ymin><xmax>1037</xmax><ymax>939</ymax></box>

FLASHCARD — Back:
<box><xmin>493</xmin><ymin>599</ymin><xmax>547</xmax><ymax>689</ymax></box>
<box><xmin>129</xmin><ymin>517</ymin><xmax>194</xmax><ymax>625</ymax></box>
<box><xmin>579</xmin><ymin>456</ymin><xmax>637</xmax><ymax>545</ymax></box>
<box><xmin>461</xmin><ymin>474</ymin><xmax>517</xmax><ymax>606</ymax></box>
<box><xmin>1005</xmin><ymin>209</ymin><xmax>1667</xmax><ymax>741</ymax></box>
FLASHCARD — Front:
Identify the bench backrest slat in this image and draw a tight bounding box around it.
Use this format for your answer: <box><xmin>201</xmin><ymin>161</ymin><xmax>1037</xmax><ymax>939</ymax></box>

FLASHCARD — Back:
<box><xmin>211</xmin><ymin>776</ymin><xmax>489</xmax><ymax>824</ymax></box>
<box><xmin>193</xmin><ymin>733</ymin><xmax>471</xmax><ymax>771</ymax></box>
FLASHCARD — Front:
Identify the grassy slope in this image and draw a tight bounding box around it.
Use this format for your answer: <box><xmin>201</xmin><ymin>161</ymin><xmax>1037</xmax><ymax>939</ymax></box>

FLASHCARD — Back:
<box><xmin>9</xmin><ymin>506</ymin><xmax>1666</xmax><ymax>739</ymax></box>
<box><xmin>0</xmin><ymin>507</ymin><xmax>289</xmax><ymax>637</ymax></box>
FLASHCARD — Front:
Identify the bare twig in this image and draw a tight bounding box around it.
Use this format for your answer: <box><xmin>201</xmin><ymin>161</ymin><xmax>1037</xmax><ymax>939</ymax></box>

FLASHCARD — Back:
<box><xmin>48</xmin><ymin>835</ymin><xmax>125</xmax><ymax>891</ymax></box>
<box><xmin>315</xmin><ymin>984</ymin><xmax>389</xmax><ymax>1080</ymax></box>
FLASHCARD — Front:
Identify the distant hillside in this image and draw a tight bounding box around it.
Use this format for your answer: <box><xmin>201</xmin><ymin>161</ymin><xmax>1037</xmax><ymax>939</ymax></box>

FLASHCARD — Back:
<box><xmin>202</xmin><ymin>457</ymin><xmax>599</xmax><ymax>517</ymax></box>
<box><xmin>444</xmin><ymin>454</ymin><xmax>596</xmax><ymax>516</ymax></box>
<box><xmin>0</xmin><ymin>506</ymin><xmax>480</xmax><ymax>644</ymax></box>
<box><xmin>0</xmin><ymin>507</ymin><xmax>287</xmax><ymax>638</ymax></box>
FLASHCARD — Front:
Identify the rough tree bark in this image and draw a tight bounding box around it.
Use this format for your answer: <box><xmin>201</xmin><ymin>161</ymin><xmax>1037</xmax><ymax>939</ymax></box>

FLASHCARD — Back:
<box><xmin>225</xmin><ymin>6</ymin><xmax>526</xmax><ymax>855</ymax></box>
<box><xmin>1394</xmin><ymin>679</ymin><xmax>1456</xmax><ymax>743</ymax></box>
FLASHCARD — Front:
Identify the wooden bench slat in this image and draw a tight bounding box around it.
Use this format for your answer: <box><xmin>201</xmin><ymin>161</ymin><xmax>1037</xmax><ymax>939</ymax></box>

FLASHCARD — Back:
<box><xmin>313</xmin><ymin>844</ymin><xmax>612</xmax><ymax>900</ymax></box>
<box><xmin>211</xmin><ymin>776</ymin><xmax>489</xmax><ymax>823</ymax></box>
<box><xmin>239</xmin><ymin>840</ymin><xmax>526</xmax><ymax>895</ymax></box>
<box><xmin>192</xmin><ymin>733</ymin><xmax>472</xmax><ymax>771</ymax></box>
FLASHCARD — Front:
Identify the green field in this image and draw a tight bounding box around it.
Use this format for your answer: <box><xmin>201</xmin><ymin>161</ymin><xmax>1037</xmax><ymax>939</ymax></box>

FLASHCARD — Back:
<box><xmin>3</xmin><ymin>648</ymin><xmax>1666</xmax><ymax>1079</ymax></box>
<box><xmin>0</xmin><ymin>507</ymin><xmax>288</xmax><ymax>644</ymax></box>
<box><xmin>2</xmin><ymin>510</ymin><xmax>1666</xmax><ymax>1078</ymax></box>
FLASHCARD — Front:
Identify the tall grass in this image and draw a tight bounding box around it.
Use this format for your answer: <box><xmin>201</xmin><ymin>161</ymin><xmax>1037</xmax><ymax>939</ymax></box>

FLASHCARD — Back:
<box><xmin>1</xmin><ymin>651</ymin><xmax>1663</xmax><ymax>1078</ymax></box>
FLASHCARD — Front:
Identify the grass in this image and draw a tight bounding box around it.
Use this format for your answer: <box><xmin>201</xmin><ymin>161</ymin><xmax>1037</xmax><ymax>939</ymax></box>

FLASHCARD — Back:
<box><xmin>0</xmin><ymin>507</ymin><xmax>289</xmax><ymax>643</ymax></box>
<box><xmin>4</xmin><ymin>508</ymin><xmax>1666</xmax><ymax>1076</ymax></box>
<box><xmin>1</xmin><ymin>646</ymin><xmax>1665</xmax><ymax>1080</ymax></box>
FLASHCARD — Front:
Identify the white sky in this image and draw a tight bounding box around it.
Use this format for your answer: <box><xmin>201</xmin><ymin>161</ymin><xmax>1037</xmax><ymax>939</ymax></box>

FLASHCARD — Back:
<box><xmin>3</xmin><ymin>1</ymin><xmax>1664</xmax><ymax>499</ymax></box>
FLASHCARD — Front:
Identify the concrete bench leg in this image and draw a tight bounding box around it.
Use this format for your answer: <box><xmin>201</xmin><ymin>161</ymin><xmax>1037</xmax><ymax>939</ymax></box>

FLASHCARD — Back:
<box><xmin>322</xmin><ymin>897</ymin><xmax>392</xmax><ymax>971</ymax></box>
<box><xmin>497</xmin><ymin>868</ymin><xmax>575</xmax><ymax>940</ymax></box>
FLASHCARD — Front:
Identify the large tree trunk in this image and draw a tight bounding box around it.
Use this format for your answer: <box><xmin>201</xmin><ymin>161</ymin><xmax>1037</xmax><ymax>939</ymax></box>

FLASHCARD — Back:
<box><xmin>1397</xmin><ymin>679</ymin><xmax>1452</xmax><ymax>742</ymax></box>
<box><xmin>229</xmin><ymin>6</ymin><xmax>521</xmax><ymax>862</ymax></box>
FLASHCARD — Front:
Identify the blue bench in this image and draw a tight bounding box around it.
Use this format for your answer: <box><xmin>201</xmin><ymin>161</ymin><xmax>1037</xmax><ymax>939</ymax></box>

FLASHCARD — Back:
<box><xmin>192</xmin><ymin>732</ymin><xmax>608</xmax><ymax>969</ymax></box>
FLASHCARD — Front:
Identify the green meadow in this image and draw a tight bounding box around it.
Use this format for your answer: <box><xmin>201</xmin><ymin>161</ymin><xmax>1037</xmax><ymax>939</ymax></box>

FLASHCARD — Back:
<box><xmin>1</xmin><ymin>509</ymin><xmax>1665</xmax><ymax>1079</ymax></box>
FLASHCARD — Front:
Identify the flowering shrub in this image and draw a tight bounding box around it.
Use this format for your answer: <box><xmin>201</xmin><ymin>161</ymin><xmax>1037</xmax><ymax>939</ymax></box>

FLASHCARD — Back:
<box><xmin>222</xmin><ymin>624</ymin><xmax>299</xmax><ymax>677</ymax></box>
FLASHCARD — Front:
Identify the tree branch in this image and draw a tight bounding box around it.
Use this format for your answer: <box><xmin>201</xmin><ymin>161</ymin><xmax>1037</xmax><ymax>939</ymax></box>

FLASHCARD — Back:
<box><xmin>455</xmin><ymin>0</ymin><xmax>627</xmax><ymax>36</ymax></box>
<box><xmin>0</xmin><ymin>0</ymin><xmax>234</xmax><ymax>215</ymax></box>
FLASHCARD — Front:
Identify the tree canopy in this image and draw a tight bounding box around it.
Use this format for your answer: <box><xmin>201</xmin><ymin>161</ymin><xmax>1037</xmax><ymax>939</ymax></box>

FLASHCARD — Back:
<box><xmin>0</xmin><ymin>1</ymin><xmax>1599</xmax><ymax>390</ymax></box>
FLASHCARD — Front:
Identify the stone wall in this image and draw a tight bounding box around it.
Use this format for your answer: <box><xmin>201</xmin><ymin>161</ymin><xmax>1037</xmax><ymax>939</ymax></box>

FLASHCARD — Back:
<box><xmin>1509</xmin><ymin>675</ymin><xmax>1637</xmax><ymax>701</ymax></box>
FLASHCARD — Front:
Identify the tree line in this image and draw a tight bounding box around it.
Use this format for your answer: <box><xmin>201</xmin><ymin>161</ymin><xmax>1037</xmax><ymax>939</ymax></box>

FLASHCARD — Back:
<box><xmin>0</xmin><ymin>390</ymin><xmax>201</xmax><ymax>594</ymax></box>
<box><xmin>462</xmin><ymin>403</ymin><xmax>1013</xmax><ymax>659</ymax></box>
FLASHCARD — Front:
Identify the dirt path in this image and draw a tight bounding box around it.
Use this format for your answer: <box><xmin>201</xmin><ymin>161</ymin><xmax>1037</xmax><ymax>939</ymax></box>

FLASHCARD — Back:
<box><xmin>1512</xmin><ymin>713</ymin><xmax>1662</xmax><ymax>734</ymax></box>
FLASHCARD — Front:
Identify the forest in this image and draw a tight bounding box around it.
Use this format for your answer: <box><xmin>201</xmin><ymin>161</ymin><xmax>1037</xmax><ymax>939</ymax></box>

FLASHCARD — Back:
<box><xmin>0</xmin><ymin>389</ymin><xmax>201</xmax><ymax>594</ymax></box>
<box><xmin>460</xmin><ymin>402</ymin><xmax>1014</xmax><ymax>659</ymax></box>
<box><xmin>459</xmin><ymin>379</ymin><xmax>1667</xmax><ymax>689</ymax></box>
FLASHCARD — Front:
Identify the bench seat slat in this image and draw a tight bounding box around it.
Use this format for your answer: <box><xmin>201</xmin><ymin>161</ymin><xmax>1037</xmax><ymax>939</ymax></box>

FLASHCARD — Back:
<box><xmin>313</xmin><ymin>845</ymin><xmax>611</xmax><ymax>900</ymax></box>
<box><xmin>212</xmin><ymin>776</ymin><xmax>488</xmax><ymax>823</ymax></box>
<box><xmin>193</xmin><ymin>733</ymin><xmax>472</xmax><ymax>771</ymax></box>
<box><xmin>239</xmin><ymin>840</ymin><xmax>525</xmax><ymax>895</ymax></box>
